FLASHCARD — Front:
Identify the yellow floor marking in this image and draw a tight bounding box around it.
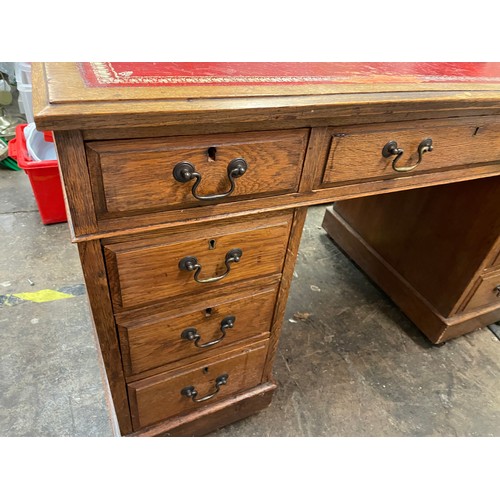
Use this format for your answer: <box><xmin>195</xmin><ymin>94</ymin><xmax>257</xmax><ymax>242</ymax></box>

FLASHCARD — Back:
<box><xmin>13</xmin><ymin>289</ymin><xmax>74</xmax><ymax>303</ymax></box>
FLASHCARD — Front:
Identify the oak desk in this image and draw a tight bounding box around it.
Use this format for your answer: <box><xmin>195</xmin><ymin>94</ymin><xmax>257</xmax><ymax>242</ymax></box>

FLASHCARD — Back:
<box><xmin>33</xmin><ymin>63</ymin><xmax>500</xmax><ymax>436</ymax></box>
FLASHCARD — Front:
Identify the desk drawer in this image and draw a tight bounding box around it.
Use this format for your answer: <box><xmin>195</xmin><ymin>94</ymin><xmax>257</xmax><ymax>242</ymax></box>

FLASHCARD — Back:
<box><xmin>117</xmin><ymin>284</ymin><xmax>278</xmax><ymax>376</ymax></box>
<box><xmin>128</xmin><ymin>339</ymin><xmax>268</xmax><ymax>430</ymax></box>
<box><xmin>104</xmin><ymin>211</ymin><xmax>292</xmax><ymax>309</ymax></box>
<box><xmin>87</xmin><ymin>129</ymin><xmax>308</xmax><ymax>216</ymax></box>
<box><xmin>462</xmin><ymin>270</ymin><xmax>500</xmax><ymax>313</ymax></box>
<box><xmin>319</xmin><ymin>119</ymin><xmax>500</xmax><ymax>186</ymax></box>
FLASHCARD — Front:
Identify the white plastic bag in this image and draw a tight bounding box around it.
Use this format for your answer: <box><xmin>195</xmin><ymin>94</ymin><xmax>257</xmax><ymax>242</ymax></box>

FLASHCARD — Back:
<box><xmin>23</xmin><ymin>122</ymin><xmax>56</xmax><ymax>161</ymax></box>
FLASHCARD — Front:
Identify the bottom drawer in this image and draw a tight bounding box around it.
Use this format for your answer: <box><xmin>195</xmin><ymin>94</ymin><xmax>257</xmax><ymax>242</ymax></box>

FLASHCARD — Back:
<box><xmin>463</xmin><ymin>270</ymin><xmax>500</xmax><ymax>313</ymax></box>
<box><xmin>128</xmin><ymin>339</ymin><xmax>269</xmax><ymax>431</ymax></box>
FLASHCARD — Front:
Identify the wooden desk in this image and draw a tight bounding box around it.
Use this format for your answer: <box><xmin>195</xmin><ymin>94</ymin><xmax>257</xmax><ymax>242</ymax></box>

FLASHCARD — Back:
<box><xmin>33</xmin><ymin>62</ymin><xmax>500</xmax><ymax>436</ymax></box>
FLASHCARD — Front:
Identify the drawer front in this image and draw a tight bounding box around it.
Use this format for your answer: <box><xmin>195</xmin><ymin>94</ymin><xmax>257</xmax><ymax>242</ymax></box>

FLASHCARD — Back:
<box><xmin>320</xmin><ymin>119</ymin><xmax>500</xmax><ymax>186</ymax></box>
<box><xmin>87</xmin><ymin>129</ymin><xmax>309</xmax><ymax>216</ymax></box>
<box><xmin>117</xmin><ymin>284</ymin><xmax>278</xmax><ymax>376</ymax></box>
<box><xmin>462</xmin><ymin>271</ymin><xmax>500</xmax><ymax>313</ymax></box>
<box><xmin>128</xmin><ymin>339</ymin><xmax>268</xmax><ymax>430</ymax></box>
<box><xmin>104</xmin><ymin>212</ymin><xmax>292</xmax><ymax>309</ymax></box>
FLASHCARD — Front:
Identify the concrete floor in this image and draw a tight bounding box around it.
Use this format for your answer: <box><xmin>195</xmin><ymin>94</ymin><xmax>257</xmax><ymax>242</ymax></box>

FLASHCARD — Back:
<box><xmin>1</xmin><ymin>168</ymin><xmax>500</xmax><ymax>437</ymax></box>
<box><xmin>0</xmin><ymin>169</ymin><xmax>114</xmax><ymax>436</ymax></box>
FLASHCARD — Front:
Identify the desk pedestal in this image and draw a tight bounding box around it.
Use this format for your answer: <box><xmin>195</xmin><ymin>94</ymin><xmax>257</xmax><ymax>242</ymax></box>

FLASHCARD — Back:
<box><xmin>322</xmin><ymin>177</ymin><xmax>500</xmax><ymax>344</ymax></box>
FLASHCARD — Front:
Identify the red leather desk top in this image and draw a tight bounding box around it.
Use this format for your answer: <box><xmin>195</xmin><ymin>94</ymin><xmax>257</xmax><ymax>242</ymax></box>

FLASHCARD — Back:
<box><xmin>79</xmin><ymin>62</ymin><xmax>500</xmax><ymax>87</ymax></box>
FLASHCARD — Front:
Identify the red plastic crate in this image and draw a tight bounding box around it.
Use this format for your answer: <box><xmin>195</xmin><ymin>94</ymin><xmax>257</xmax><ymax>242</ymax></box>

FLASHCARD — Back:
<box><xmin>8</xmin><ymin>124</ymin><xmax>67</xmax><ymax>224</ymax></box>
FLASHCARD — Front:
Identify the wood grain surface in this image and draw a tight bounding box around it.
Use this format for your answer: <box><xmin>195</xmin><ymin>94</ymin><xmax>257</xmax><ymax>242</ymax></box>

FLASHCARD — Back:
<box><xmin>52</xmin><ymin>130</ymin><xmax>98</xmax><ymax>238</ymax></box>
<box><xmin>129</xmin><ymin>381</ymin><xmax>276</xmax><ymax>437</ymax></box>
<box><xmin>33</xmin><ymin>63</ymin><xmax>500</xmax><ymax>131</ymax></box>
<box><xmin>128</xmin><ymin>339</ymin><xmax>269</xmax><ymax>430</ymax></box>
<box><xmin>117</xmin><ymin>284</ymin><xmax>278</xmax><ymax>376</ymax></box>
<box><xmin>80</xmin><ymin>106</ymin><xmax>500</xmax><ymax>142</ymax></box>
<box><xmin>33</xmin><ymin>62</ymin><xmax>500</xmax><ymax>436</ymax></box>
<box><xmin>263</xmin><ymin>207</ymin><xmax>308</xmax><ymax>380</ymax></box>
<box><xmin>462</xmin><ymin>271</ymin><xmax>500</xmax><ymax>313</ymax></box>
<box><xmin>332</xmin><ymin>176</ymin><xmax>500</xmax><ymax>317</ymax></box>
<box><xmin>322</xmin><ymin>206</ymin><xmax>500</xmax><ymax>344</ymax></box>
<box><xmin>77</xmin><ymin>240</ymin><xmax>132</xmax><ymax>434</ymax></box>
<box><xmin>87</xmin><ymin>129</ymin><xmax>309</xmax><ymax>216</ymax></box>
<box><xmin>320</xmin><ymin>117</ymin><xmax>500</xmax><ymax>186</ymax></box>
<box><xmin>104</xmin><ymin>211</ymin><xmax>292</xmax><ymax>309</ymax></box>
<box><xmin>491</xmin><ymin>247</ymin><xmax>500</xmax><ymax>269</ymax></box>
<box><xmin>66</xmin><ymin>158</ymin><xmax>500</xmax><ymax>243</ymax></box>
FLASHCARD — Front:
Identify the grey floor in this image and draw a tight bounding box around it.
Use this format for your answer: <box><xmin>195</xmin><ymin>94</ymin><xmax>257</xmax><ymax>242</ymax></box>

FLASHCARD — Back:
<box><xmin>1</xmin><ymin>168</ymin><xmax>500</xmax><ymax>437</ymax></box>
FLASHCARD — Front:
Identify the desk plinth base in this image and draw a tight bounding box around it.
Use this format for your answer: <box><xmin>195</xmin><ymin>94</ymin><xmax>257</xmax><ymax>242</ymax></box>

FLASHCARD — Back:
<box><xmin>128</xmin><ymin>382</ymin><xmax>277</xmax><ymax>437</ymax></box>
<box><xmin>322</xmin><ymin>206</ymin><xmax>500</xmax><ymax>344</ymax></box>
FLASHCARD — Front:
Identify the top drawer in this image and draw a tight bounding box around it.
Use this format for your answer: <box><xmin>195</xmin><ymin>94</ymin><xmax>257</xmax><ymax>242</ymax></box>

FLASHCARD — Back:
<box><xmin>86</xmin><ymin>129</ymin><xmax>309</xmax><ymax>217</ymax></box>
<box><xmin>318</xmin><ymin>118</ymin><xmax>500</xmax><ymax>187</ymax></box>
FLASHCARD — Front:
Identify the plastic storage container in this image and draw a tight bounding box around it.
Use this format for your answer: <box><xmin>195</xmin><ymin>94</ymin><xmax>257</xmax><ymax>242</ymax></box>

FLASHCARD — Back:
<box><xmin>15</xmin><ymin>62</ymin><xmax>34</xmax><ymax>123</ymax></box>
<box><xmin>8</xmin><ymin>124</ymin><xmax>67</xmax><ymax>224</ymax></box>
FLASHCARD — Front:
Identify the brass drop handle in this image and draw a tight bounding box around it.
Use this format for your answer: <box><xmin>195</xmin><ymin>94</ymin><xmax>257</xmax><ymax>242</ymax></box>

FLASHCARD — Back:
<box><xmin>181</xmin><ymin>316</ymin><xmax>236</xmax><ymax>348</ymax></box>
<box><xmin>172</xmin><ymin>158</ymin><xmax>248</xmax><ymax>201</ymax></box>
<box><xmin>494</xmin><ymin>285</ymin><xmax>500</xmax><ymax>298</ymax></box>
<box><xmin>382</xmin><ymin>138</ymin><xmax>433</xmax><ymax>172</ymax></box>
<box><xmin>178</xmin><ymin>248</ymin><xmax>242</xmax><ymax>284</ymax></box>
<box><xmin>181</xmin><ymin>374</ymin><xmax>229</xmax><ymax>403</ymax></box>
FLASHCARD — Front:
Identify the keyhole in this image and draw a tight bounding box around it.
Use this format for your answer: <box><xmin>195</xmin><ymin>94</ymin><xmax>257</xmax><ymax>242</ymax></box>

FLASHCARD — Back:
<box><xmin>208</xmin><ymin>239</ymin><xmax>216</xmax><ymax>250</ymax></box>
<box><xmin>205</xmin><ymin>307</ymin><xmax>213</xmax><ymax>317</ymax></box>
<box><xmin>203</xmin><ymin>367</ymin><xmax>209</xmax><ymax>374</ymax></box>
<box><xmin>207</xmin><ymin>147</ymin><xmax>217</xmax><ymax>162</ymax></box>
